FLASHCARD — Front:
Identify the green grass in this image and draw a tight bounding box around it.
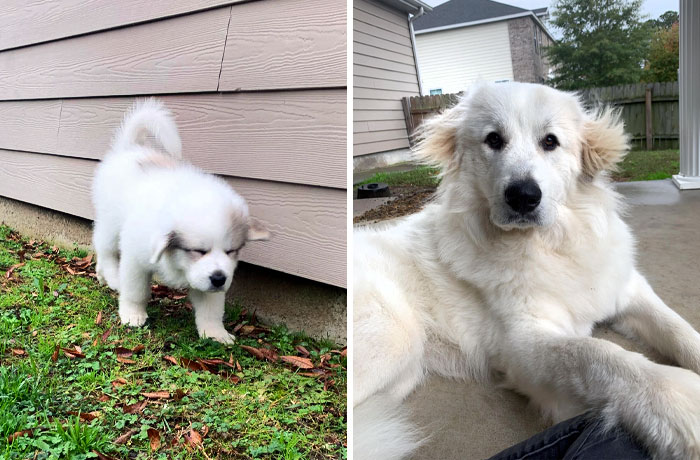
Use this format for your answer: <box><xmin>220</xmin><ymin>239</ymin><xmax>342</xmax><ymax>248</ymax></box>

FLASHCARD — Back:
<box><xmin>0</xmin><ymin>225</ymin><xmax>346</xmax><ymax>459</ymax></box>
<box><xmin>612</xmin><ymin>149</ymin><xmax>680</xmax><ymax>182</ymax></box>
<box><xmin>355</xmin><ymin>165</ymin><xmax>440</xmax><ymax>188</ymax></box>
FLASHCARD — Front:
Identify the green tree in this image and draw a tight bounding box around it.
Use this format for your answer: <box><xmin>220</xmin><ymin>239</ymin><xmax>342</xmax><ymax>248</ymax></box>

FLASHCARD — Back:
<box><xmin>646</xmin><ymin>10</ymin><xmax>679</xmax><ymax>29</ymax></box>
<box><xmin>642</xmin><ymin>21</ymin><xmax>679</xmax><ymax>82</ymax></box>
<box><xmin>545</xmin><ymin>0</ymin><xmax>651</xmax><ymax>90</ymax></box>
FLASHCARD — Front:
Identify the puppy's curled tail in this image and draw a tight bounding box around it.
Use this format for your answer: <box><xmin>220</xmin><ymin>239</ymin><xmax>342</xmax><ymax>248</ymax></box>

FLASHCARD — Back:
<box><xmin>113</xmin><ymin>98</ymin><xmax>182</xmax><ymax>158</ymax></box>
<box><xmin>354</xmin><ymin>396</ymin><xmax>424</xmax><ymax>460</ymax></box>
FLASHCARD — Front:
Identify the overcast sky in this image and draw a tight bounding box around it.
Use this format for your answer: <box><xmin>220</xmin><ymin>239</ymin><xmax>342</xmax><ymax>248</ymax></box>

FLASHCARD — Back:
<box><xmin>421</xmin><ymin>0</ymin><xmax>679</xmax><ymax>21</ymax></box>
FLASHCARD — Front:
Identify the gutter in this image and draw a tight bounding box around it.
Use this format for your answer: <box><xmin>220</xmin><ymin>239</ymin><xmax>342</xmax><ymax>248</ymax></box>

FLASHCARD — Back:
<box><xmin>408</xmin><ymin>7</ymin><xmax>427</xmax><ymax>95</ymax></box>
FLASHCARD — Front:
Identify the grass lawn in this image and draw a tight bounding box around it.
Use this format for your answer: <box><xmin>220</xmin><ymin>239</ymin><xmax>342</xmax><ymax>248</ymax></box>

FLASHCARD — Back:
<box><xmin>0</xmin><ymin>226</ymin><xmax>346</xmax><ymax>460</ymax></box>
<box><xmin>355</xmin><ymin>165</ymin><xmax>440</xmax><ymax>188</ymax></box>
<box><xmin>610</xmin><ymin>149</ymin><xmax>680</xmax><ymax>182</ymax></box>
<box><xmin>355</xmin><ymin>150</ymin><xmax>680</xmax><ymax>187</ymax></box>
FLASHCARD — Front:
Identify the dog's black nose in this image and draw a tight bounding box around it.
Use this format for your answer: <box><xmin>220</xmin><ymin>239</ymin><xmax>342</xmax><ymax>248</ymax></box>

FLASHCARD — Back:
<box><xmin>210</xmin><ymin>271</ymin><xmax>227</xmax><ymax>288</ymax></box>
<box><xmin>505</xmin><ymin>180</ymin><xmax>542</xmax><ymax>214</ymax></box>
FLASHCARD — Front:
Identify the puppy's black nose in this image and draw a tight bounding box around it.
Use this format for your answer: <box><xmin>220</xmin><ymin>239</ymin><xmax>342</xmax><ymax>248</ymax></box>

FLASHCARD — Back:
<box><xmin>210</xmin><ymin>271</ymin><xmax>227</xmax><ymax>288</ymax></box>
<box><xmin>505</xmin><ymin>179</ymin><xmax>542</xmax><ymax>214</ymax></box>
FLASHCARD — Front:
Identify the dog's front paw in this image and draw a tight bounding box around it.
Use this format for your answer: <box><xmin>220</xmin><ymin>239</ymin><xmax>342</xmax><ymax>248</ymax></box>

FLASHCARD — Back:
<box><xmin>198</xmin><ymin>327</ymin><xmax>236</xmax><ymax>345</ymax></box>
<box><xmin>119</xmin><ymin>301</ymin><xmax>148</xmax><ymax>327</ymax></box>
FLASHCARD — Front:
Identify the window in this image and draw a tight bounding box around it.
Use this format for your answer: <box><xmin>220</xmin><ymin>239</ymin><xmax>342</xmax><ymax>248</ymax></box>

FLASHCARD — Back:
<box><xmin>430</xmin><ymin>88</ymin><xmax>442</xmax><ymax>95</ymax></box>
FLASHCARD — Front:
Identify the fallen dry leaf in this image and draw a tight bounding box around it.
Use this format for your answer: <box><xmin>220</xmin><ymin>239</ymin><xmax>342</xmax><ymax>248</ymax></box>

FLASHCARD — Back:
<box><xmin>7</xmin><ymin>429</ymin><xmax>33</xmax><ymax>442</ymax></box>
<box><xmin>147</xmin><ymin>428</ymin><xmax>161</xmax><ymax>451</ymax></box>
<box><xmin>122</xmin><ymin>400</ymin><xmax>147</xmax><ymax>414</ymax></box>
<box><xmin>11</xmin><ymin>348</ymin><xmax>26</xmax><ymax>356</ymax></box>
<box><xmin>101</xmin><ymin>326</ymin><xmax>114</xmax><ymax>343</ymax></box>
<box><xmin>240</xmin><ymin>345</ymin><xmax>278</xmax><ymax>362</ymax></box>
<box><xmin>97</xmin><ymin>394</ymin><xmax>111</xmax><ymax>402</ymax></box>
<box><xmin>116</xmin><ymin>356</ymin><xmax>136</xmax><ymax>364</ymax></box>
<box><xmin>114</xmin><ymin>429</ymin><xmax>137</xmax><ymax>445</ymax></box>
<box><xmin>184</xmin><ymin>428</ymin><xmax>203</xmax><ymax>449</ymax></box>
<box><xmin>93</xmin><ymin>451</ymin><xmax>118</xmax><ymax>460</ymax></box>
<box><xmin>163</xmin><ymin>355</ymin><xmax>179</xmax><ymax>366</ymax></box>
<box><xmin>141</xmin><ymin>391</ymin><xmax>170</xmax><ymax>399</ymax></box>
<box><xmin>95</xmin><ymin>311</ymin><xmax>102</xmax><ymax>325</ymax></box>
<box><xmin>62</xmin><ymin>347</ymin><xmax>86</xmax><ymax>359</ymax></box>
<box><xmin>295</xmin><ymin>345</ymin><xmax>310</xmax><ymax>357</ymax></box>
<box><xmin>68</xmin><ymin>411</ymin><xmax>100</xmax><ymax>422</ymax></box>
<box><xmin>51</xmin><ymin>344</ymin><xmax>60</xmax><ymax>362</ymax></box>
<box><xmin>5</xmin><ymin>262</ymin><xmax>25</xmax><ymax>279</ymax></box>
<box><xmin>111</xmin><ymin>378</ymin><xmax>127</xmax><ymax>388</ymax></box>
<box><xmin>280</xmin><ymin>355</ymin><xmax>314</xmax><ymax>369</ymax></box>
<box><xmin>174</xmin><ymin>389</ymin><xmax>188</xmax><ymax>401</ymax></box>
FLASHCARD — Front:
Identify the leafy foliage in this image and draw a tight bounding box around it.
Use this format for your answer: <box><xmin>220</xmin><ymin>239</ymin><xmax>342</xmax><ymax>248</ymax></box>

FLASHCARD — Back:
<box><xmin>0</xmin><ymin>226</ymin><xmax>346</xmax><ymax>459</ymax></box>
<box><xmin>642</xmin><ymin>22</ymin><xmax>679</xmax><ymax>83</ymax></box>
<box><xmin>545</xmin><ymin>0</ymin><xmax>651</xmax><ymax>90</ymax></box>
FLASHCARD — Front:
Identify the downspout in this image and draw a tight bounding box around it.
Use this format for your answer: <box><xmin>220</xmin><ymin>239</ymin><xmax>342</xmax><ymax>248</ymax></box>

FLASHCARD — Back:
<box><xmin>409</xmin><ymin>7</ymin><xmax>426</xmax><ymax>95</ymax></box>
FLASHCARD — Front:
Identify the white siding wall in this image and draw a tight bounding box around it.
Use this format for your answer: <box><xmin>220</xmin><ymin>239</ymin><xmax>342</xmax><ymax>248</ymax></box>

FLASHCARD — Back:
<box><xmin>353</xmin><ymin>0</ymin><xmax>420</xmax><ymax>157</ymax></box>
<box><xmin>415</xmin><ymin>21</ymin><xmax>513</xmax><ymax>94</ymax></box>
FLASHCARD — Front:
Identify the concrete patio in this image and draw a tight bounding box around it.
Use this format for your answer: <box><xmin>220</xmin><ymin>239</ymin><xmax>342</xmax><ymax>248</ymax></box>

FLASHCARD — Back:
<box><xmin>358</xmin><ymin>179</ymin><xmax>700</xmax><ymax>459</ymax></box>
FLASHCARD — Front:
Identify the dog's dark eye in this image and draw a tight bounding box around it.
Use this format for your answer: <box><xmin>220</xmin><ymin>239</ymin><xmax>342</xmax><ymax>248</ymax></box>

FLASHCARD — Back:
<box><xmin>226</xmin><ymin>249</ymin><xmax>238</xmax><ymax>256</ymax></box>
<box><xmin>542</xmin><ymin>134</ymin><xmax>559</xmax><ymax>151</ymax></box>
<box><xmin>189</xmin><ymin>249</ymin><xmax>207</xmax><ymax>255</ymax></box>
<box><xmin>485</xmin><ymin>132</ymin><xmax>504</xmax><ymax>150</ymax></box>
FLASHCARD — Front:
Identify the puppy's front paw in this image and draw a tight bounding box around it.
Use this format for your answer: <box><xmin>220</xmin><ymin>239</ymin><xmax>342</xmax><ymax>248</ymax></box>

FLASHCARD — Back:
<box><xmin>119</xmin><ymin>301</ymin><xmax>148</xmax><ymax>327</ymax></box>
<box><xmin>198</xmin><ymin>327</ymin><xmax>236</xmax><ymax>345</ymax></box>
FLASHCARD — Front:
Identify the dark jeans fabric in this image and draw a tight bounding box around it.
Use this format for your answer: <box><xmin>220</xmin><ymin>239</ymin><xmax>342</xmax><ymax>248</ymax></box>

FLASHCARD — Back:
<box><xmin>486</xmin><ymin>412</ymin><xmax>650</xmax><ymax>460</ymax></box>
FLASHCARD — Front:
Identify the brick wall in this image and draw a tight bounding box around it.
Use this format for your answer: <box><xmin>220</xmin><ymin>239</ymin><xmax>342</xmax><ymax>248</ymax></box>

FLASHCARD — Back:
<box><xmin>507</xmin><ymin>17</ymin><xmax>550</xmax><ymax>83</ymax></box>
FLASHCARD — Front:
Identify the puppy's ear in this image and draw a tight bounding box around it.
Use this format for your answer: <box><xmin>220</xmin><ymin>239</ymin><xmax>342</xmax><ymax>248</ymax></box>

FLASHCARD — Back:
<box><xmin>413</xmin><ymin>102</ymin><xmax>464</xmax><ymax>169</ymax></box>
<box><xmin>581</xmin><ymin>107</ymin><xmax>629</xmax><ymax>177</ymax></box>
<box><xmin>246</xmin><ymin>217</ymin><xmax>270</xmax><ymax>241</ymax></box>
<box><xmin>150</xmin><ymin>231</ymin><xmax>178</xmax><ymax>264</ymax></box>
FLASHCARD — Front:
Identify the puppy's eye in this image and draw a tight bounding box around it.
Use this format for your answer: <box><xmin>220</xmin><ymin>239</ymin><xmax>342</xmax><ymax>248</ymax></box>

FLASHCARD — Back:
<box><xmin>542</xmin><ymin>134</ymin><xmax>559</xmax><ymax>151</ymax></box>
<box><xmin>485</xmin><ymin>132</ymin><xmax>504</xmax><ymax>150</ymax></box>
<box><xmin>189</xmin><ymin>249</ymin><xmax>207</xmax><ymax>255</ymax></box>
<box><xmin>226</xmin><ymin>249</ymin><xmax>238</xmax><ymax>256</ymax></box>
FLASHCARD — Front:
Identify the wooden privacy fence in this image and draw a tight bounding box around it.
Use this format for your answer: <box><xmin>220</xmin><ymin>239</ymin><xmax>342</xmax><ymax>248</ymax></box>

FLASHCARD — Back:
<box><xmin>401</xmin><ymin>82</ymin><xmax>679</xmax><ymax>150</ymax></box>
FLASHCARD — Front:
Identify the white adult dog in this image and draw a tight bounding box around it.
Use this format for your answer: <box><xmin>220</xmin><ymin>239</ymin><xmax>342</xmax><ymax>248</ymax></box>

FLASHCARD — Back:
<box><xmin>354</xmin><ymin>82</ymin><xmax>700</xmax><ymax>459</ymax></box>
<box><xmin>92</xmin><ymin>99</ymin><xmax>269</xmax><ymax>344</ymax></box>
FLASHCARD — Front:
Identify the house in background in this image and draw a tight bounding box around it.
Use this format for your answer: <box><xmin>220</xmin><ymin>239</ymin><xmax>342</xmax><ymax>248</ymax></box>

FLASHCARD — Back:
<box><xmin>413</xmin><ymin>0</ymin><xmax>554</xmax><ymax>95</ymax></box>
<box><xmin>0</xmin><ymin>0</ymin><xmax>347</xmax><ymax>341</ymax></box>
<box><xmin>353</xmin><ymin>0</ymin><xmax>432</xmax><ymax>171</ymax></box>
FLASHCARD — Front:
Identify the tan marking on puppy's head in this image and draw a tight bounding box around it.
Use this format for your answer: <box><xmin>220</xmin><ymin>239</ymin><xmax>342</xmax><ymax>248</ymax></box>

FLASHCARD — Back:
<box><xmin>581</xmin><ymin>107</ymin><xmax>630</xmax><ymax>177</ymax></box>
<box><xmin>246</xmin><ymin>217</ymin><xmax>270</xmax><ymax>241</ymax></box>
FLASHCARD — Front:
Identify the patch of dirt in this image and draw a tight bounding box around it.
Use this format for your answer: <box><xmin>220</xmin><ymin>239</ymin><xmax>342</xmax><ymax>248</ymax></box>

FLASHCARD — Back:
<box><xmin>354</xmin><ymin>185</ymin><xmax>437</xmax><ymax>224</ymax></box>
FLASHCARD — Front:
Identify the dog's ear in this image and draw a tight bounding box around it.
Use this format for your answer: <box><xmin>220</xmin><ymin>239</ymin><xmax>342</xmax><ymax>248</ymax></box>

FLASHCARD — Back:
<box><xmin>150</xmin><ymin>231</ymin><xmax>178</xmax><ymax>264</ymax></box>
<box><xmin>581</xmin><ymin>107</ymin><xmax>629</xmax><ymax>177</ymax></box>
<box><xmin>413</xmin><ymin>102</ymin><xmax>464</xmax><ymax>169</ymax></box>
<box><xmin>246</xmin><ymin>217</ymin><xmax>270</xmax><ymax>241</ymax></box>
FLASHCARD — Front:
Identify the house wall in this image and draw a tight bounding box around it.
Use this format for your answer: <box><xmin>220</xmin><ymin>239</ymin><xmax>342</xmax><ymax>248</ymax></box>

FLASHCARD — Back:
<box><xmin>507</xmin><ymin>16</ymin><xmax>552</xmax><ymax>83</ymax></box>
<box><xmin>353</xmin><ymin>0</ymin><xmax>420</xmax><ymax>158</ymax></box>
<box><xmin>0</xmin><ymin>0</ymin><xmax>347</xmax><ymax>288</ymax></box>
<box><xmin>415</xmin><ymin>21</ymin><xmax>514</xmax><ymax>94</ymax></box>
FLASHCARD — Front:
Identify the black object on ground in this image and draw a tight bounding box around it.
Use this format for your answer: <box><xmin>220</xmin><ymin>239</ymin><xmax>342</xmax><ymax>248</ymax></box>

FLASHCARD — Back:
<box><xmin>357</xmin><ymin>183</ymin><xmax>390</xmax><ymax>199</ymax></box>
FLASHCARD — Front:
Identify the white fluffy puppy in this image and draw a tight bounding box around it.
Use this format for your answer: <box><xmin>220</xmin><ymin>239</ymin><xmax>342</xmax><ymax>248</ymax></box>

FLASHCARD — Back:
<box><xmin>354</xmin><ymin>82</ymin><xmax>700</xmax><ymax>459</ymax></box>
<box><xmin>92</xmin><ymin>99</ymin><xmax>269</xmax><ymax>344</ymax></box>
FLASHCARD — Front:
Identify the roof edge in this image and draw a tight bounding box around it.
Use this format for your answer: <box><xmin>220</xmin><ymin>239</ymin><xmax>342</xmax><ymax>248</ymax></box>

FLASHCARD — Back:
<box><xmin>375</xmin><ymin>0</ymin><xmax>433</xmax><ymax>14</ymax></box>
<box><xmin>415</xmin><ymin>10</ymin><xmax>555</xmax><ymax>41</ymax></box>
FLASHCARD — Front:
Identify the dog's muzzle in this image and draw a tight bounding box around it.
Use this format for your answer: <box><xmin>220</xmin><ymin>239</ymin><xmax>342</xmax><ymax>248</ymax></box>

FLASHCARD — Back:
<box><xmin>505</xmin><ymin>179</ymin><xmax>542</xmax><ymax>215</ymax></box>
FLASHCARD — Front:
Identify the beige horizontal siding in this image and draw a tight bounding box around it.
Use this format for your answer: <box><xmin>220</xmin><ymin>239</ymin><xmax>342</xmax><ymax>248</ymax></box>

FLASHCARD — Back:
<box><xmin>353</xmin><ymin>0</ymin><xmax>419</xmax><ymax>158</ymax></box>
<box><xmin>219</xmin><ymin>0</ymin><xmax>346</xmax><ymax>91</ymax></box>
<box><xmin>0</xmin><ymin>0</ymin><xmax>239</xmax><ymax>51</ymax></box>
<box><xmin>0</xmin><ymin>149</ymin><xmax>345</xmax><ymax>287</ymax></box>
<box><xmin>0</xmin><ymin>7</ymin><xmax>230</xmax><ymax>100</ymax></box>
<box><xmin>0</xmin><ymin>0</ymin><xmax>347</xmax><ymax>287</ymax></box>
<box><xmin>0</xmin><ymin>91</ymin><xmax>345</xmax><ymax>189</ymax></box>
<box><xmin>415</xmin><ymin>21</ymin><xmax>514</xmax><ymax>94</ymax></box>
